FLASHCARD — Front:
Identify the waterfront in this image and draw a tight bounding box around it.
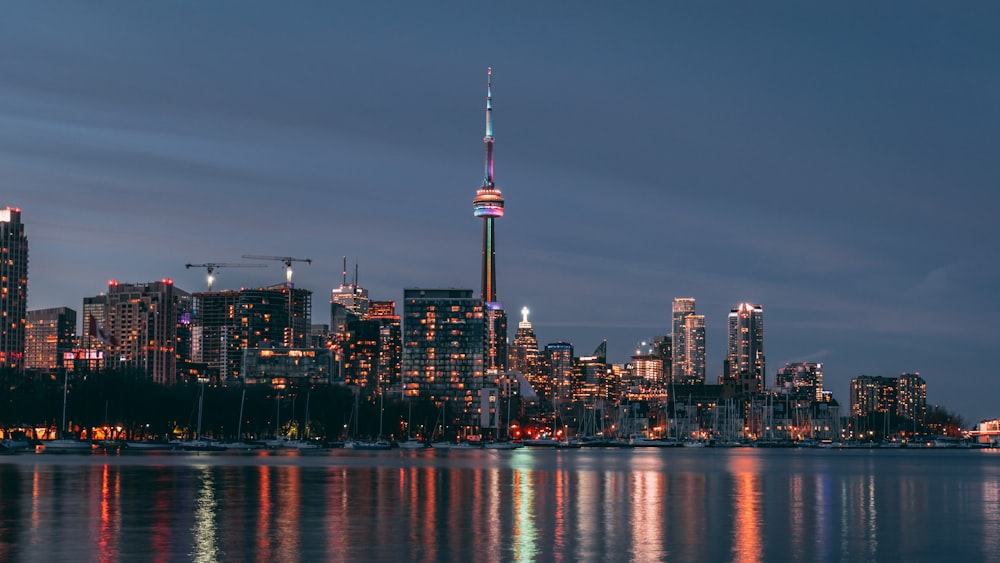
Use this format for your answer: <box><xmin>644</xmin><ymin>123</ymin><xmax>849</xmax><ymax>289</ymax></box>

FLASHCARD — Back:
<box><xmin>0</xmin><ymin>447</ymin><xmax>998</xmax><ymax>562</ymax></box>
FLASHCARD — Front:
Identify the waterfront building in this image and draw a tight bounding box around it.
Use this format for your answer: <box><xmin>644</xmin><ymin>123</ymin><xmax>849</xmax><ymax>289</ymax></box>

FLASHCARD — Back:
<box><xmin>82</xmin><ymin>280</ymin><xmax>185</xmax><ymax>384</ymax></box>
<box><xmin>631</xmin><ymin>342</ymin><xmax>664</xmax><ymax>389</ymax></box>
<box><xmin>671</xmin><ymin>298</ymin><xmax>705</xmax><ymax>384</ymax></box>
<box><xmin>0</xmin><ymin>207</ymin><xmax>28</xmax><ymax>371</ymax></box>
<box><xmin>725</xmin><ymin>303</ymin><xmax>765</xmax><ymax>396</ymax></box>
<box><xmin>342</xmin><ymin>300</ymin><xmax>401</xmax><ymax>394</ymax></box>
<box><xmin>576</xmin><ymin>340</ymin><xmax>610</xmax><ymax>405</ymax></box>
<box><xmin>544</xmin><ymin>342</ymin><xmax>574</xmax><ymax>411</ymax></box>
<box><xmin>25</xmin><ymin>307</ymin><xmax>77</xmax><ymax>372</ymax></box>
<box><xmin>402</xmin><ymin>288</ymin><xmax>485</xmax><ymax>426</ymax></box>
<box><xmin>849</xmin><ymin>375</ymin><xmax>898</xmax><ymax>418</ymax></box>
<box><xmin>775</xmin><ymin>361</ymin><xmax>824</xmax><ymax>401</ymax></box>
<box><xmin>896</xmin><ymin>372</ymin><xmax>926</xmax><ymax>424</ymax></box>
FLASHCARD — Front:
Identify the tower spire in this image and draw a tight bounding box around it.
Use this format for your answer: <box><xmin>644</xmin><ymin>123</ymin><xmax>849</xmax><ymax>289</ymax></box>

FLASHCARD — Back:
<box><xmin>473</xmin><ymin>67</ymin><xmax>504</xmax><ymax>303</ymax></box>
<box><xmin>484</xmin><ymin>67</ymin><xmax>494</xmax><ymax>186</ymax></box>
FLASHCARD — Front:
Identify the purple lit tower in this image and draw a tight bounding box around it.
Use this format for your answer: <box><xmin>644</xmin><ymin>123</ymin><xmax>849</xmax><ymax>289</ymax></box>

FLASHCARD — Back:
<box><xmin>473</xmin><ymin>68</ymin><xmax>507</xmax><ymax>376</ymax></box>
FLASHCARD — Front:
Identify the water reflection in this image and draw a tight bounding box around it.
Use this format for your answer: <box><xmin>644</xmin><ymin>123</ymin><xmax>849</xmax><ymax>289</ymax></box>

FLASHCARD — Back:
<box><xmin>729</xmin><ymin>453</ymin><xmax>763</xmax><ymax>563</ymax></box>
<box><xmin>0</xmin><ymin>450</ymin><xmax>998</xmax><ymax>561</ymax></box>
<box><xmin>192</xmin><ymin>467</ymin><xmax>218</xmax><ymax>562</ymax></box>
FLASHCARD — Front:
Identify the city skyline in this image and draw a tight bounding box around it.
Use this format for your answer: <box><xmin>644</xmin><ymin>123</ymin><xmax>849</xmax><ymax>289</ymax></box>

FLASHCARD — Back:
<box><xmin>2</xmin><ymin>4</ymin><xmax>998</xmax><ymax>422</ymax></box>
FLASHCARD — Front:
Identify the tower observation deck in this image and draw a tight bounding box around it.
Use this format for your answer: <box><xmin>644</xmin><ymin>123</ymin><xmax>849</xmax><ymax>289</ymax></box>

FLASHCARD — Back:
<box><xmin>474</xmin><ymin>67</ymin><xmax>504</xmax><ymax>304</ymax></box>
<box><xmin>473</xmin><ymin>67</ymin><xmax>507</xmax><ymax>377</ymax></box>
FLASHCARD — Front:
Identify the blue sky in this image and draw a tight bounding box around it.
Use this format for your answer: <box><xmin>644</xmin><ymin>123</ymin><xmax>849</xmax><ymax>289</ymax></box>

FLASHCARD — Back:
<box><xmin>3</xmin><ymin>2</ymin><xmax>998</xmax><ymax>422</ymax></box>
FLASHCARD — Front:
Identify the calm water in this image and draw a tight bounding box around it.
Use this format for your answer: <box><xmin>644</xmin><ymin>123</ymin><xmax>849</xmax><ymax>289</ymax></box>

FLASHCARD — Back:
<box><xmin>0</xmin><ymin>447</ymin><xmax>998</xmax><ymax>562</ymax></box>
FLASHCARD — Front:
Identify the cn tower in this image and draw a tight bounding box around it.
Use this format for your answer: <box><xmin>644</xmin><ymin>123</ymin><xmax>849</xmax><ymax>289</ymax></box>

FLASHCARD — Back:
<box><xmin>473</xmin><ymin>67</ymin><xmax>507</xmax><ymax>374</ymax></box>
<box><xmin>474</xmin><ymin>67</ymin><xmax>504</xmax><ymax>302</ymax></box>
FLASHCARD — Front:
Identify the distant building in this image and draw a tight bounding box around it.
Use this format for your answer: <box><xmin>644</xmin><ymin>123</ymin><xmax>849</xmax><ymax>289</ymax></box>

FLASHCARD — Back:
<box><xmin>0</xmin><ymin>207</ymin><xmax>28</xmax><ymax>371</ymax></box>
<box><xmin>671</xmin><ymin>298</ymin><xmax>705</xmax><ymax>384</ymax></box>
<box><xmin>25</xmin><ymin>307</ymin><xmax>77</xmax><ymax>371</ymax></box>
<box><xmin>343</xmin><ymin>300</ymin><xmax>401</xmax><ymax>394</ymax></box>
<box><xmin>242</xmin><ymin>346</ymin><xmax>330</xmax><ymax>387</ymax></box>
<box><xmin>544</xmin><ymin>342</ymin><xmax>574</xmax><ymax>409</ymax></box>
<box><xmin>402</xmin><ymin>289</ymin><xmax>484</xmax><ymax>420</ymax></box>
<box><xmin>191</xmin><ymin>285</ymin><xmax>312</xmax><ymax>384</ymax></box>
<box><xmin>850</xmin><ymin>375</ymin><xmax>898</xmax><ymax>418</ymax></box>
<box><xmin>775</xmin><ymin>361</ymin><xmax>824</xmax><ymax>401</ymax></box>
<box><xmin>896</xmin><ymin>372</ymin><xmax>926</xmax><ymax>424</ymax></box>
<box><xmin>631</xmin><ymin>345</ymin><xmax>664</xmax><ymax>388</ymax></box>
<box><xmin>508</xmin><ymin>306</ymin><xmax>541</xmax><ymax>386</ymax></box>
<box><xmin>83</xmin><ymin>280</ymin><xmax>186</xmax><ymax>384</ymax></box>
<box><xmin>725</xmin><ymin>303</ymin><xmax>765</xmax><ymax>396</ymax></box>
<box><xmin>330</xmin><ymin>265</ymin><xmax>368</xmax><ymax>337</ymax></box>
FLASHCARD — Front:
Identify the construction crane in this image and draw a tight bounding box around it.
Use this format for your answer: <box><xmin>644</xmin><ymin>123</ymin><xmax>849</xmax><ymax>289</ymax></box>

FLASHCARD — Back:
<box><xmin>185</xmin><ymin>262</ymin><xmax>267</xmax><ymax>291</ymax></box>
<box><xmin>241</xmin><ymin>255</ymin><xmax>312</xmax><ymax>286</ymax></box>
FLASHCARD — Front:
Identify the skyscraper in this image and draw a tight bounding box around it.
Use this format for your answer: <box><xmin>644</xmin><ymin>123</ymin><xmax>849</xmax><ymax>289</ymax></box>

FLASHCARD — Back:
<box><xmin>473</xmin><ymin>68</ymin><xmax>508</xmax><ymax>376</ymax></box>
<box><xmin>671</xmin><ymin>298</ymin><xmax>705</xmax><ymax>384</ymax></box>
<box><xmin>0</xmin><ymin>207</ymin><xmax>28</xmax><ymax>371</ymax></box>
<box><xmin>508</xmin><ymin>306</ymin><xmax>540</xmax><ymax>378</ymax></box>
<box><xmin>330</xmin><ymin>257</ymin><xmax>369</xmax><ymax>337</ymax></box>
<box><xmin>726</xmin><ymin>303</ymin><xmax>765</xmax><ymax>396</ymax></box>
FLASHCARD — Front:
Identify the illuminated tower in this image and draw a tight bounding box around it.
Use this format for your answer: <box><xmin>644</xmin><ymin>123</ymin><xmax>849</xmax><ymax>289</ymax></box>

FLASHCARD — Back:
<box><xmin>726</xmin><ymin>303</ymin><xmax>764</xmax><ymax>396</ymax></box>
<box><xmin>473</xmin><ymin>67</ymin><xmax>507</xmax><ymax>376</ymax></box>
<box><xmin>671</xmin><ymin>298</ymin><xmax>705</xmax><ymax>384</ymax></box>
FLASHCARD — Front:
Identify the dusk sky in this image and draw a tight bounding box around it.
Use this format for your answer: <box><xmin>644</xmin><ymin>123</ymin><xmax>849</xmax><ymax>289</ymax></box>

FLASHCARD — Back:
<box><xmin>3</xmin><ymin>3</ymin><xmax>997</xmax><ymax>422</ymax></box>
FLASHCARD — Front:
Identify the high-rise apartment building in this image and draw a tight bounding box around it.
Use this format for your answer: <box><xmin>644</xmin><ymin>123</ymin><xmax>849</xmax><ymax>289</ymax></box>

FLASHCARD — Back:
<box><xmin>191</xmin><ymin>284</ymin><xmax>312</xmax><ymax>383</ymax></box>
<box><xmin>544</xmin><ymin>342</ymin><xmax>574</xmax><ymax>409</ymax></box>
<box><xmin>83</xmin><ymin>280</ymin><xmax>185</xmax><ymax>384</ymax></box>
<box><xmin>896</xmin><ymin>372</ymin><xmax>926</xmax><ymax>424</ymax></box>
<box><xmin>343</xmin><ymin>300</ymin><xmax>400</xmax><ymax>394</ymax></box>
<box><xmin>726</xmin><ymin>303</ymin><xmax>765</xmax><ymax>396</ymax></box>
<box><xmin>775</xmin><ymin>361</ymin><xmax>824</xmax><ymax>401</ymax></box>
<box><xmin>25</xmin><ymin>307</ymin><xmax>77</xmax><ymax>371</ymax></box>
<box><xmin>0</xmin><ymin>207</ymin><xmax>28</xmax><ymax>371</ymax></box>
<box><xmin>850</xmin><ymin>375</ymin><xmax>898</xmax><ymax>418</ymax></box>
<box><xmin>671</xmin><ymin>298</ymin><xmax>705</xmax><ymax>384</ymax></box>
<box><xmin>402</xmin><ymin>289</ymin><xmax>484</xmax><ymax>418</ymax></box>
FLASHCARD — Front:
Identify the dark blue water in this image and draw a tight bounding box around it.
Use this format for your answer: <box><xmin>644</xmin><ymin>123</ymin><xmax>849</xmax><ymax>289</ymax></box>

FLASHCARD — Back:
<box><xmin>0</xmin><ymin>447</ymin><xmax>998</xmax><ymax>562</ymax></box>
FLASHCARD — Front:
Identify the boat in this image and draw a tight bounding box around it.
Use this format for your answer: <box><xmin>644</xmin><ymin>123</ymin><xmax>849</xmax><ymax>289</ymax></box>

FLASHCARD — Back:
<box><xmin>179</xmin><ymin>440</ymin><xmax>226</xmax><ymax>453</ymax></box>
<box><xmin>37</xmin><ymin>439</ymin><xmax>95</xmax><ymax>454</ymax></box>
<box><xmin>397</xmin><ymin>438</ymin><xmax>430</xmax><ymax>449</ymax></box>
<box><xmin>345</xmin><ymin>439</ymin><xmax>392</xmax><ymax>450</ymax></box>
<box><xmin>123</xmin><ymin>440</ymin><xmax>176</xmax><ymax>451</ymax></box>
<box><xmin>485</xmin><ymin>440</ymin><xmax>523</xmax><ymax>450</ymax></box>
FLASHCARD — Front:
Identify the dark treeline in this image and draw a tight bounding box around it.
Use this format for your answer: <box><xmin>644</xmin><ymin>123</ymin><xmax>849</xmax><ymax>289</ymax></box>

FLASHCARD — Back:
<box><xmin>0</xmin><ymin>368</ymin><xmax>452</xmax><ymax>442</ymax></box>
